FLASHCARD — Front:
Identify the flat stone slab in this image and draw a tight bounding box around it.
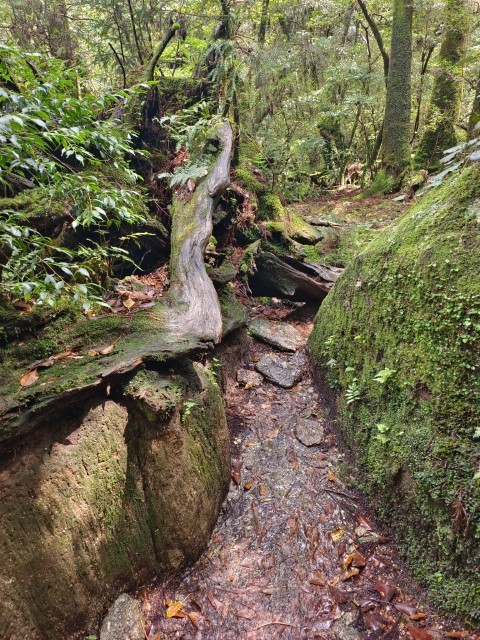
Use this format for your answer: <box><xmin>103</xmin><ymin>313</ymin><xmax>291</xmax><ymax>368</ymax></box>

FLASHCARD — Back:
<box><xmin>255</xmin><ymin>353</ymin><xmax>302</xmax><ymax>388</ymax></box>
<box><xmin>249</xmin><ymin>318</ymin><xmax>305</xmax><ymax>352</ymax></box>
<box><xmin>295</xmin><ymin>416</ymin><xmax>324</xmax><ymax>446</ymax></box>
<box><xmin>100</xmin><ymin>593</ymin><xmax>144</xmax><ymax>640</ymax></box>
<box><xmin>237</xmin><ymin>368</ymin><xmax>263</xmax><ymax>388</ymax></box>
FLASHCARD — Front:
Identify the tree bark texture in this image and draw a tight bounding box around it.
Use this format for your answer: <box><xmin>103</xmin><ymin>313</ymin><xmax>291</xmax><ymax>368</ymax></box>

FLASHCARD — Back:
<box><xmin>382</xmin><ymin>0</ymin><xmax>413</xmax><ymax>180</ymax></box>
<box><xmin>167</xmin><ymin>122</ymin><xmax>233</xmax><ymax>344</ymax></box>
<box><xmin>415</xmin><ymin>0</ymin><xmax>468</xmax><ymax>168</ymax></box>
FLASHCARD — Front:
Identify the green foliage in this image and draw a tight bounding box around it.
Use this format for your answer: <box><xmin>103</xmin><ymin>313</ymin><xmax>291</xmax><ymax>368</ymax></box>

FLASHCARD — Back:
<box><xmin>158</xmin><ymin>101</ymin><xmax>222</xmax><ymax>187</ymax></box>
<box><xmin>0</xmin><ymin>46</ymin><xmax>147</xmax><ymax>308</ymax></box>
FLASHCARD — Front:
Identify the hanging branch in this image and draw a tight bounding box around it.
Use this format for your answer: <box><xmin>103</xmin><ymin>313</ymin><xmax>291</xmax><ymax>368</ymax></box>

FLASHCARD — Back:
<box><xmin>146</xmin><ymin>23</ymin><xmax>180</xmax><ymax>82</ymax></box>
<box><xmin>108</xmin><ymin>42</ymin><xmax>126</xmax><ymax>88</ymax></box>
<box><xmin>127</xmin><ymin>0</ymin><xmax>144</xmax><ymax>65</ymax></box>
<box><xmin>357</xmin><ymin>0</ymin><xmax>389</xmax><ymax>83</ymax></box>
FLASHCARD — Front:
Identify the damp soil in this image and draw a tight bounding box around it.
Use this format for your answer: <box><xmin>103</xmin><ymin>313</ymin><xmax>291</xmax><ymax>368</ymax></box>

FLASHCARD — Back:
<box><xmin>141</xmin><ymin>303</ymin><xmax>473</xmax><ymax>640</ymax></box>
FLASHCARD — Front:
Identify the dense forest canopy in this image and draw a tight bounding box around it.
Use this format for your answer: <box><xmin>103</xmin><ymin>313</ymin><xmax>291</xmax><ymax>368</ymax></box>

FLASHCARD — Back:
<box><xmin>1</xmin><ymin>0</ymin><xmax>480</xmax><ymax>308</ymax></box>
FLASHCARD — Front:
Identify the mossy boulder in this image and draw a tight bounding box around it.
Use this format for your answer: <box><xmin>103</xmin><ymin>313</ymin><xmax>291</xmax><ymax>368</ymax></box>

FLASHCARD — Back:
<box><xmin>309</xmin><ymin>165</ymin><xmax>480</xmax><ymax>623</ymax></box>
<box><xmin>0</xmin><ymin>362</ymin><xmax>230</xmax><ymax>639</ymax></box>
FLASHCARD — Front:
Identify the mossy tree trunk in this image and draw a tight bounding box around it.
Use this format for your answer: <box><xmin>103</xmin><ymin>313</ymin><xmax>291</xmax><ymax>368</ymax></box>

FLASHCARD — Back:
<box><xmin>167</xmin><ymin>122</ymin><xmax>233</xmax><ymax>344</ymax></box>
<box><xmin>468</xmin><ymin>69</ymin><xmax>480</xmax><ymax>138</ymax></box>
<box><xmin>414</xmin><ymin>0</ymin><xmax>468</xmax><ymax>168</ymax></box>
<box><xmin>381</xmin><ymin>0</ymin><xmax>413</xmax><ymax>182</ymax></box>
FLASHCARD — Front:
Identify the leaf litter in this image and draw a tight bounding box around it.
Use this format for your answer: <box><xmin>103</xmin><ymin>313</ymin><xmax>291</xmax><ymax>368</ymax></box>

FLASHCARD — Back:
<box><xmin>141</xmin><ymin>302</ymin><xmax>476</xmax><ymax>640</ymax></box>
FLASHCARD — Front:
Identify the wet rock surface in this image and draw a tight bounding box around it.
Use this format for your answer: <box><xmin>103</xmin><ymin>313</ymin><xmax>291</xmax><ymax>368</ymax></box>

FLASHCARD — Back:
<box><xmin>295</xmin><ymin>415</ymin><xmax>325</xmax><ymax>447</ymax></box>
<box><xmin>249</xmin><ymin>318</ymin><xmax>304</xmax><ymax>352</ymax></box>
<box><xmin>237</xmin><ymin>367</ymin><xmax>264</xmax><ymax>388</ymax></box>
<box><xmin>142</xmin><ymin>305</ymin><xmax>473</xmax><ymax>640</ymax></box>
<box><xmin>255</xmin><ymin>352</ymin><xmax>303</xmax><ymax>388</ymax></box>
<box><xmin>100</xmin><ymin>593</ymin><xmax>144</xmax><ymax>640</ymax></box>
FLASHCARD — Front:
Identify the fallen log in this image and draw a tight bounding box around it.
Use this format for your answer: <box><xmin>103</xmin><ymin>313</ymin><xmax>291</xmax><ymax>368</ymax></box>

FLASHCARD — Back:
<box><xmin>248</xmin><ymin>249</ymin><xmax>335</xmax><ymax>302</ymax></box>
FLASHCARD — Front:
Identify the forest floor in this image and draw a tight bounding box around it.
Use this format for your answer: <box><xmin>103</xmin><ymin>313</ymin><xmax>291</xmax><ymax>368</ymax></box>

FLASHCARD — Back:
<box><xmin>139</xmin><ymin>191</ymin><xmax>476</xmax><ymax>640</ymax></box>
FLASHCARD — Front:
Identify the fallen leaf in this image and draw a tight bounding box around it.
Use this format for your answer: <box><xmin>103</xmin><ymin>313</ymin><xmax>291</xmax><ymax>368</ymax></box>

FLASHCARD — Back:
<box><xmin>166</xmin><ymin>600</ymin><xmax>186</xmax><ymax>618</ymax></box>
<box><xmin>394</xmin><ymin>602</ymin><xmax>417</xmax><ymax>616</ymax></box>
<box><xmin>187</xmin><ymin>178</ymin><xmax>196</xmax><ymax>192</ymax></box>
<box><xmin>122</xmin><ymin>296</ymin><xmax>135</xmax><ymax>310</ymax></box>
<box><xmin>88</xmin><ymin>344</ymin><xmax>114</xmax><ymax>356</ymax></box>
<box><xmin>309</xmin><ymin>571</ymin><xmax>326</xmax><ymax>586</ymax></box>
<box><xmin>207</xmin><ymin>590</ymin><xmax>223</xmax><ymax>611</ymax></box>
<box><xmin>259</xmin><ymin>484</ymin><xmax>269</xmax><ymax>496</ymax></box>
<box><xmin>344</xmin><ymin>549</ymin><xmax>366</xmax><ymax>569</ymax></box>
<box><xmin>364</xmin><ymin>611</ymin><xmax>387</xmax><ymax>631</ymax></box>
<box><xmin>231</xmin><ymin>470</ymin><xmax>241</xmax><ymax>485</ymax></box>
<box><xmin>357</xmin><ymin>514</ymin><xmax>372</xmax><ymax>530</ymax></box>
<box><xmin>374</xmin><ymin>579</ymin><xmax>397</xmax><ymax>602</ymax></box>
<box><xmin>244</xmin><ymin>480</ymin><xmax>254</xmax><ymax>491</ymax></box>
<box><xmin>187</xmin><ymin>611</ymin><xmax>202</xmax><ymax>629</ymax></box>
<box><xmin>331</xmin><ymin>528</ymin><xmax>346</xmax><ymax>542</ymax></box>
<box><xmin>445</xmin><ymin>632</ymin><xmax>470</xmax><ymax>638</ymax></box>
<box><xmin>410</xmin><ymin>613</ymin><xmax>428</xmax><ymax>621</ymax></box>
<box><xmin>407</xmin><ymin>625</ymin><xmax>433</xmax><ymax>640</ymax></box>
<box><xmin>337</xmin><ymin>567</ymin><xmax>360</xmax><ymax>582</ymax></box>
<box><xmin>328</xmin><ymin>585</ymin><xmax>349</xmax><ymax>604</ymax></box>
<box><xmin>327</xmin><ymin>469</ymin><xmax>336</xmax><ymax>482</ymax></box>
<box><xmin>20</xmin><ymin>369</ymin><xmax>39</xmax><ymax>387</ymax></box>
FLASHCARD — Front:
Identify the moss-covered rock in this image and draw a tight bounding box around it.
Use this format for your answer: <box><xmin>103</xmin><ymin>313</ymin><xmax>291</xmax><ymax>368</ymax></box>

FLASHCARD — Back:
<box><xmin>0</xmin><ymin>362</ymin><xmax>230</xmax><ymax>640</ymax></box>
<box><xmin>309</xmin><ymin>165</ymin><xmax>480</xmax><ymax>623</ymax></box>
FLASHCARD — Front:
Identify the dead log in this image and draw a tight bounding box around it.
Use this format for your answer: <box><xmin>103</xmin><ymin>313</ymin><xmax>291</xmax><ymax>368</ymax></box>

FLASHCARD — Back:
<box><xmin>248</xmin><ymin>250</ymin><xmax>335</xmax><ymax>302</ymax></box>
<box><xmin>166</xmin><ymin>121</ymin><xmax>233</xmax><ymax>343</ymax></box>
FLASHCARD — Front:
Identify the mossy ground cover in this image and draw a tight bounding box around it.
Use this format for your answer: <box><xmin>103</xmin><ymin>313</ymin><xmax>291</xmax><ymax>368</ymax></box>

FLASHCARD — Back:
<box><xmin>309</xmin><ymin>167</ymin><xmax>480</xmax><ymax>623</ymax></box>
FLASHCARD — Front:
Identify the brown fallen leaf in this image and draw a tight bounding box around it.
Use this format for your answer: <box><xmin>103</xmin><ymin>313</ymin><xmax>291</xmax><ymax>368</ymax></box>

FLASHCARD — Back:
<box><xmin>394</xmin><ymin>602</ymin><xmax>417</xmax><ymax>616</ymax></box>
<box><xmin>244</xmin><ymin>480</ymin><xmax>254</xmax><ymax>491</ymax></box>
<box><xmin>330</xmin><ymin>528</ymin><xmax>346</xmax><ymax>542</ymax></box>
<box><xmin>344</xmin><ymin>549</ymin><xmax>366</xmax><ymax>569</ymax></box>
<box><xmin>309</xmin><ymin>571</ymin><xmax>326</xmax><ymax>586</ymax></box>
<box><xmin>187</xmin><ymin>611</ymin><xmax>202</xmax><ymax>629</ymax></box>
<box><xmin>166</xmin><ymin>600</ymin><xmax>186</xmax><ymax>618</ymax></box>
<box><xmin>231</xmin><ymin>470</ymin><xmax>241</xmax><ymax>485</ymax></box>
<box><xmin>407</xmin><ymin>625</ymin><xmax>434</xmax><ymax>640</ymax></box>
<box><xmin>337</xmin><ymin>567</ymin><xmax>360</xmax><ymax>583</ymax></box>
<box><xmin>88</xmin><ymin>344</ymin><xmax>114</xmax><ymax>356</ymax></box>
<box><xmin>259</xmin><ymin>484</ymin><xmax>269</xmax><ymax>496</ymax></box>
<box><xmin>410</xmin><ymin>613</ymin><xmax>428</xmax><ymax>621</ymax></box>
<box><xmin>328</xmin><ymin>585</ymin><xmax>349</xmax><ymax>604</ymax></box>
<box><xmin>206</xmin><ymin>590</ymin><xmax>223</xmax><ymax>611</ymax></box>
<box><xmin>374</xmin><ymin>579</ymin><xmax>397</xmax><ymax>602</ymax></box>
<box><xmin>327</xmin><ymin>469</ymin><xmax>336</xmax><ymax>481</ymax></box>
<box><xmin>445</xmin><ymin>632</ymin><xmax>470</xmax><ymax>638</ymax></box>
<box><xmin>20</xmin><ymin>369</ymin><xmax>39</xmax><ymax>387</ymax></box>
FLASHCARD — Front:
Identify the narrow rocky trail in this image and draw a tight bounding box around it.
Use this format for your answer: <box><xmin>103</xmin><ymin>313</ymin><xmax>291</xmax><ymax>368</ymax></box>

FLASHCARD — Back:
<box><xmin>142</xmin><ymin>304</ymin><xmax>471</xmax><ymax>640</ymax></box>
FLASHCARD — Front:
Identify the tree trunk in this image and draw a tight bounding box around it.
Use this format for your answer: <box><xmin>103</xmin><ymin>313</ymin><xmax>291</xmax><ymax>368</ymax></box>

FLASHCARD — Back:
<box><xmin>258</xmin><ymin>0</ymin><xmax>270</xmax><ymax>45</ymax></box>
<box><xmin>414</xmin><ymin>0</ymin><xmax>468</xmax><ymax>168</ymax></box>
<box><xmin>167</xmin><ymin>122</ymin><xmax>233</xmax><ymax>344</ymax></box>
<box><xmin>468</xmin><ymin>70</ymin><xmax>480</xmax><ymax>138</ymax></box>
<box><xmin>382</xmin><ymin>0</ymin><xmax>413</xmax><ymax>181</ymax></box>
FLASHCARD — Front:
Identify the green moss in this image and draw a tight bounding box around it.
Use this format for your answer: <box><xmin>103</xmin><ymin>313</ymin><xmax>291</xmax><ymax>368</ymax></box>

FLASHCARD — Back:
<box><xmin>363</xmin><ymin>169</ymin><xmax>395</xmax><ymax>196</ymax></box>
<box><xmin>309</xmin><ymin>165</ymin><xmax>480</xmax><ymax>624</ymax></box>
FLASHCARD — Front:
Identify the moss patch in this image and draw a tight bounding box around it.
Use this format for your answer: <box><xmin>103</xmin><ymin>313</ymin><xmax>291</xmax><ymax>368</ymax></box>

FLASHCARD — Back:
<box><xmin>309</xmin><ymin>165</ymin><xmax>480</xmax><ymax>624</ymax></box>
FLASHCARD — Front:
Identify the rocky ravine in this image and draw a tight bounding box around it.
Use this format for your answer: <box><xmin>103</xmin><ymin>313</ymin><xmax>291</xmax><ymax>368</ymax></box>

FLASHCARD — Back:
<box><xmin>121</xmin><ymin>306</ymin><xmax>475</xmax><ymax>640</ymax></box>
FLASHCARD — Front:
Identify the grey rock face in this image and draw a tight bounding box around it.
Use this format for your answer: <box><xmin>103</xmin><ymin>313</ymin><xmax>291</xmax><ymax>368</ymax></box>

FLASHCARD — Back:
<box><xmin>295</xmin><ymin>416</ymin><xmax>324</xmax><ymax>446</ymax></box>
<box><xmin>255</xmin><ymin>353</ymin><xmax>303</xmax><ymax>388</ymax></box>
<box><xmin>236</xmin><ymin>367</ymin><xmax>263</xmax><ymax>387</ymax></box>
<box><xmin>249</xmin><ymin>318</ymin><xmax>305</xmax><ymax>352</ymax></box>
<box><xmin>100</xmin><ymin>593</ymin><xmax>144</xmax><ymax>640</ymax></box>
